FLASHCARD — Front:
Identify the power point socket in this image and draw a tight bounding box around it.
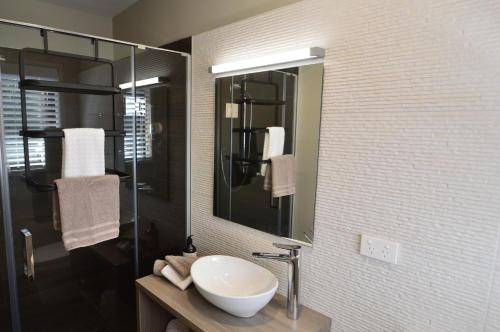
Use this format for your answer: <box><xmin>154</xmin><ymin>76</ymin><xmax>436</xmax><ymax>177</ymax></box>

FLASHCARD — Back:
<box><xmin>360</xmin><ymin>234</ymin><xmax>400</xmax><ymax>264</ymax></box>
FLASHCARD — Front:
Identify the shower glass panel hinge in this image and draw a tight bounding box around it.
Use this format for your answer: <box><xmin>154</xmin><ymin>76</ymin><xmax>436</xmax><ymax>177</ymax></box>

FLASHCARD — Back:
<box><xmin>20</xmin><ymin>229</ymin><xmax>34</xmax><ymax>281</ymax></box>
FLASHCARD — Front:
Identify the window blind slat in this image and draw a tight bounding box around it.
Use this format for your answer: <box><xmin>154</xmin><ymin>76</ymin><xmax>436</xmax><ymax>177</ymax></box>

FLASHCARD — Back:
<box><xmin>124</xmin><ymin>94</ymin><xmax>152</xmax><ymax>161</ymax></box>
<box><xmin>1</xmin><ymin>73</ymin><xmax>60</xmax><ymax>169</ymax></box>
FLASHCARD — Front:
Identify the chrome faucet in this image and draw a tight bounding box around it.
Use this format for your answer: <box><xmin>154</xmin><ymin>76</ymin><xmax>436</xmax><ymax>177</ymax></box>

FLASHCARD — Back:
<box><xmin>252</xmin><ymin>243</ymin><xmax>301</xmax><ymax>320</ymax></box>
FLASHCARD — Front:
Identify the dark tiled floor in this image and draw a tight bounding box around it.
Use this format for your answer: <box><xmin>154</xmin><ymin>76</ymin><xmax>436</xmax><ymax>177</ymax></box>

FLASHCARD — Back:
<box><xmin>18</xmin><ymin>249</ymin><xmax>136</xmax><ymax>332</ymax></box>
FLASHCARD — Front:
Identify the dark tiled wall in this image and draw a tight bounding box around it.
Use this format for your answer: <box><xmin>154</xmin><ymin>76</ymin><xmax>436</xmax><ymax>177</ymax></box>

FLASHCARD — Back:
<box><xmin>114</xmin><ymin>49</ymin><xmax>188</xmax><ymax>273</ymax></box>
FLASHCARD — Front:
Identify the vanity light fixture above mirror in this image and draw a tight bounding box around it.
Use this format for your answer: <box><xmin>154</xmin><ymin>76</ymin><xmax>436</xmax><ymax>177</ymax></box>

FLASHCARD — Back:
<box><xmin>209</xmin><ymin>47</ymin><xmax>325</xmax><ymax>74</ymax></box>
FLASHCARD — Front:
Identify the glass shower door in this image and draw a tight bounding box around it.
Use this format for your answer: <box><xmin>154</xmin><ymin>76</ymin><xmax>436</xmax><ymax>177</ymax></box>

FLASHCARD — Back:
<box><xmin>0</xmin><ymin>21</ymin><xmax>189</xmax><ymax>332</ymax></box>
<box><xmin>0</xmin><ymin>191</ymin><xmax>12</xmax><ymax>332</ymax></box>
<box><xmin>0</xmin><ymin>24</ymin><xmax>138</xmax><ymax>332</ymax></box>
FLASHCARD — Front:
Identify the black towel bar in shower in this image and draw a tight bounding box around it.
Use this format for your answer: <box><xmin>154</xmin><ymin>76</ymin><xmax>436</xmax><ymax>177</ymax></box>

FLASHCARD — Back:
<box><xmin>232</xmin><ymin>128</ymin><xmax>288</xmax><ymax>133</ymax></box>
<box><xmin>25</xmin><ymin>169</ymin><xmax>131</xmax><ymax>192</ymax></box>
<box><xmin>231</xmin><ymin>158</ymin><xmax>271</xmax><ymax>165</ymax></box>
<box><xmin>232</xmin><ymin>128</ymin><xmax>268</xmax><ymax>133</ymax></box>
<box><xmin>234</xmin><ymin>98</ymin><xmax>286</xmax><ymax>106</ymax></box>
<box><xmin>19</xmin><ymin>129</ymin><xmax>126</xmax><ymax>138</ymax></box>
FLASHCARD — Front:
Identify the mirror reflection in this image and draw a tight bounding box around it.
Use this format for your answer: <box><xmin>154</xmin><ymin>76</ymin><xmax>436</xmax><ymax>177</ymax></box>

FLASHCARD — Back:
<box><xmin>213</xmin><ymin>63</ymin><xmax>323</xmax><ymax>244</ymax></box>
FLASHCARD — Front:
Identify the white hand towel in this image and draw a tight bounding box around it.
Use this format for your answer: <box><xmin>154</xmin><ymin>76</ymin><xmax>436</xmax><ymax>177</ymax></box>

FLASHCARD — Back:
<box><xmin>161</xmin><ymin>265</ymin><xmax>193</xmax><ymax>291</ymax></box>
<box><xmin>260</xmin><ymin>127</ymin><xmax>285</xmax><ymax>175</ymax></box>
<box><xmin>62</xmin><ymin>128</ymin><xmax>105</xmax><ymax>178</ymax></box>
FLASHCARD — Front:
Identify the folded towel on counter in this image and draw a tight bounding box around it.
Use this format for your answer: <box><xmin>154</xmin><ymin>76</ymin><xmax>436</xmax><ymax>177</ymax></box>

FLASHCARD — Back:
<box><xmin>263</xmin><ymin>154</ymin><xmax>296</xmax><ymax>197</ymax></box>
<box><xmin>165</xmin><ymin>319</ymin><xmax>191</xmax><ymax>332</ymax></box>
<box><xmin>62</xmin><ymin>128</ymin><xmax>105</xmax><ymax>178</ymax></box>
<box><xmin>260</xmin><ymin>127</ymin><xmax>285</xmax><ymax>175</ymax></box>
<box><xmin>165</xmin><ymin>256</ymin><xmax>198</xmax><ymax>279</ymax></box>
<box><xmin>153</xmin><ymin>259</ymin><xmax>167</xmax><ymax>276</ymax></box>
<box><xmin>161</xmin><ymin>265</ymin><xmax>193</xmax><ymax>291</ymax></box>
<box><xmin>53</xmin><ymin>175</ymin><xmax>120</xmax><ymax>250</ymax></box>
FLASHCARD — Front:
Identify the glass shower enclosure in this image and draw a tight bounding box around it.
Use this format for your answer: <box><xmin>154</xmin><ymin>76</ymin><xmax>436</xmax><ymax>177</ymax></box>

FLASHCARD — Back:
<box><xmin>0</xmin><ymin>19</ymin><xmax>190</xmax><ymax>332</ymax></box>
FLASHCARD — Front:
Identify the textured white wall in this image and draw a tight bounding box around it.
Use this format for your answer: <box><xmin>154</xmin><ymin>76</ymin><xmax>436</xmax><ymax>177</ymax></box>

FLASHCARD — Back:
<box><xmin>191</xmin><ymin>0</ymin><xmax>500</xmax><ymax>331</ymax></box>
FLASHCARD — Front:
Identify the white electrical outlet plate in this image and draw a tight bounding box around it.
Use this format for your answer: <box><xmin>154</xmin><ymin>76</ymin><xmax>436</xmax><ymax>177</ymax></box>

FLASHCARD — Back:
<box><xmin>225</xmin><ymin>103</ymin><xmax>239</xmax><ymax>118</ymax></box>
<box><xmin>360</xmin><ymin>234</ymin><xmax>400</xmax><ymax>264</ymax></box>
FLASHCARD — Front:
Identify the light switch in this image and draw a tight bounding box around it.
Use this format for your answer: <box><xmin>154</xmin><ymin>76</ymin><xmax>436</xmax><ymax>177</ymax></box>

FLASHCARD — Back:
<box><xmin>225</xmin><ymin>103</ymin><xmax>239</xmax><ymax>118</ymax></box>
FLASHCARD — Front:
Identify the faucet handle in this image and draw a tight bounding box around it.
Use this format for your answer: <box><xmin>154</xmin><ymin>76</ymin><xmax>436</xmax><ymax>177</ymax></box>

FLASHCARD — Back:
<box><xmin>273</xmin><ymin>243</ymin><xmax>301</xmax><ymax>251</ymax></box>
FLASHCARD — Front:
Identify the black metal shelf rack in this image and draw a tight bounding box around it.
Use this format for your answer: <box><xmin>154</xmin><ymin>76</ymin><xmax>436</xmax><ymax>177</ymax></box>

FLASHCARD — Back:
<box><xmin>18</xmin><ymin>35</ymin><xmax>129</xmax><ymax>192</ymax></box>
<box><xmin>20</xmin><ymin>79</ymin><xmax>121</xmax><ymax>95</ymax></box>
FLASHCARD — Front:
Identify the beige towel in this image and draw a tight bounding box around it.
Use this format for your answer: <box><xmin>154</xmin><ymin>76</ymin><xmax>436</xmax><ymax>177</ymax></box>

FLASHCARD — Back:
<box><xmin>165</xmin><ymin>256</ymin><xmax>198</xmax><ymax>279</ymax></box>
<box><xmin>153</xmin><ymin>259</ymin><xmax>167</xmax><ymax>276</ymax></box>
<box><xmin>53</xmin><ymin>175</ymin><xmax>120</xmax><ymax>251</ymax></box>
<box><xmin>263</xmin><ymin>154</ymin><xmax>296</xmax><ymax>197</ymax></box>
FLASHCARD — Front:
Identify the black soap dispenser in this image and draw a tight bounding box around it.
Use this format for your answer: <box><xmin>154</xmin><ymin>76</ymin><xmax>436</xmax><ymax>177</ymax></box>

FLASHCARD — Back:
<box><xmin>182</xmin><ymin>235</ymin><xmax>197</xmax><ymax>257</ymax></box>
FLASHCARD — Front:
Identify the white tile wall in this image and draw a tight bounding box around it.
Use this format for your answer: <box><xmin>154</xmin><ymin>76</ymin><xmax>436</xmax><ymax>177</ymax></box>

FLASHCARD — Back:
<box><xmin>191</xmin><ymin>0</ymin><xmax>500</xmax><ymax>330</ymax></box>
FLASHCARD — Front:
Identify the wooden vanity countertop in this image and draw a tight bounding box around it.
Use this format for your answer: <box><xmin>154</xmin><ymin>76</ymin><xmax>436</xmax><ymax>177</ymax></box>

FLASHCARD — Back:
<box><xmin>136</xmin><ymin>275</ymin><xmax>331</xmax><ymax>332</ymax></box>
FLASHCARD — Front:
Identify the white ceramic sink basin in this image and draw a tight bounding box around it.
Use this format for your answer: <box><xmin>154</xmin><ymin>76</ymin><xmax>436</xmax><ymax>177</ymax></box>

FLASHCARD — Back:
<box><xmin>190</xmin><ymin>255</ymin><xmax>278</xmax><ymax>317</ymax></box>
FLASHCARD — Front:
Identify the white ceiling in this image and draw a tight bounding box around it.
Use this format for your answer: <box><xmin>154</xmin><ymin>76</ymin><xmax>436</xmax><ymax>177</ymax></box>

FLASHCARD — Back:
<box><xmin>38</xmin><ymin>0</ymin><xmax>139</xmax><ymax>17</ymax></box>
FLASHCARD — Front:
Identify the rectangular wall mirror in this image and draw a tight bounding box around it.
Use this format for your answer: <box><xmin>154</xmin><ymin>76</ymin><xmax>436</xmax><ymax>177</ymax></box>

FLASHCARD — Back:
<box><xmin>213</xmin><ymin>63</ymin><xmax>323</xmax><ymax>245</ymax></box>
